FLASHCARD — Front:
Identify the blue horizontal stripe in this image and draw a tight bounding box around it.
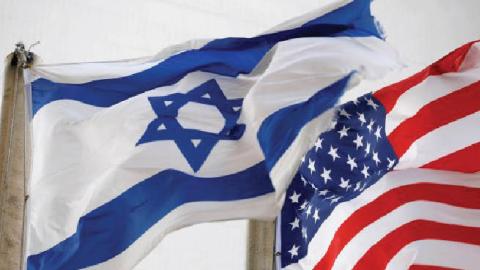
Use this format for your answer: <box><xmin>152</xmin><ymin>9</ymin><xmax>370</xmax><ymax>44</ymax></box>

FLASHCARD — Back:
<box><xmin>27</xmin><ymin>162</ymin><xmax>273</xmax><ymax>270</ymax></box>
<box><xmin>31</xmin><ymin>0</ymin><xmax>380</xmax><ymax>115</ymax></box>
<box><xmin>258</xmin><ymin>74</ymin><xmax>352</xmax><ymax>172</ymax></box>
<box><xmin>303</xmin><ymin>0</ymin><xmax>381</xmax><ymax>38</ymax></box>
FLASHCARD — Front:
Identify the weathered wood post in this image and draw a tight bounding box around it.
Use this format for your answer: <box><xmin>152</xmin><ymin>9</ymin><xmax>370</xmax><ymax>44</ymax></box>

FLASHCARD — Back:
<box><xmin>247</xmin><ymin>220</ymin><xmax>276</xmax><ymax>270</ymax></box>
<box><xmin>0</xmin><ymin>44</ymin><xmax>33</xmax><ymax>270</ymax></box>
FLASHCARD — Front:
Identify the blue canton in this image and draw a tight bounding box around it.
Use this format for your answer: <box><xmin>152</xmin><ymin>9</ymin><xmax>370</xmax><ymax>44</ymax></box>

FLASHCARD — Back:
<box><xmin>279</xmin><ymin>93</ymin><xmax>399</xmax><ymax>266</ymax></box>
<box><xmin>138</xmin><ymin>79</ymin><xmax>245</xmax><ymax>172</ymax></box>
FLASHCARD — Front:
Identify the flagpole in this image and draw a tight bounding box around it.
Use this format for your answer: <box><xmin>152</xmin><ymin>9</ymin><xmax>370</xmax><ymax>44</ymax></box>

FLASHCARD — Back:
<box><xmin>247</xmin><ymin>220</ymin><xmax>276</xmax><ymax>270</ymax></box>
<box><xmin>0</xmin><ymin>43</ymin><xmax>34</xmax><ymax>270</ymax></box>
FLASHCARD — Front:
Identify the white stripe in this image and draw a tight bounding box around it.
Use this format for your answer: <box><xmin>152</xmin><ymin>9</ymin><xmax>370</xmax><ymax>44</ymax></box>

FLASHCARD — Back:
<box><xmin>396</xmin><ymin>111</ymin><xmax>480</xmax><ymax>170</ymax></box>
<box><xmin>86</xmin><ymin>193</ymin><xmax>277</xmax><ymax>270</ymax></box>
<box><xmin>384</xmin><ymin>41</ymin><xmax>480</xmax><ymax>135</ymax></box>
<box><xmin>387</xmin><ymin>240</ymin><xmax>480</xmax><ymax>270</ymax></box>
<box><xmin>282</xmin><ymin>168</ymin><xmax>480</xmax><ymax>270</ymax></box>
<box><xmin>385</xmin><ymin>66</ymin><xmax>480</xmax><ymax>135</ymax></box>
<box><xmin>332</xmin><ymin>202</ymin><xmax>480</xmax><ymax>270</ymax></box>
<box><xmin>458</xmin><ymin>42</ymin><xmax>480</xmax><ymax>72</ymax></box>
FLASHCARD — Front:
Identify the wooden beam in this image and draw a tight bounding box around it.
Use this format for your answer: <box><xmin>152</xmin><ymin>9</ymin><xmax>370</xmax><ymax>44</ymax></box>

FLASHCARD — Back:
<box><xmin>246</xmin><ymin>220</ymin><xmax>276</xmax><ymax>270</ymax></box>
<box><xmin>0</xmin><ymin>51</ymin><xmax>28</xmax><ymax>270</ymax></box>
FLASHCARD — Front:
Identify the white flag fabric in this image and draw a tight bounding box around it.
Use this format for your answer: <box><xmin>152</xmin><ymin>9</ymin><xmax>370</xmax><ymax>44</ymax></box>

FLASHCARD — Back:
<box><xmin>24</xmin><ymin>0</ymin><xmax>400</xmax><ymax>269</ymax></box>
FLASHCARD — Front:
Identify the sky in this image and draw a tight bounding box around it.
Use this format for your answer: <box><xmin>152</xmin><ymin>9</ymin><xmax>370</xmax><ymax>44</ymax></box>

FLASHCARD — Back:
<box><xmin>1</xmin><ymin>0</ymin><xmax>479</xmax><ymax>269</ymax></box>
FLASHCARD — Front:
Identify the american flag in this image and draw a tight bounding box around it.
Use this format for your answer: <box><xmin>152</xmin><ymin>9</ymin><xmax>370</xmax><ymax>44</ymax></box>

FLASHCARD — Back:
<box><xmin>277</xmin><ymin>40</ymin><xmax>480</xmax><ymax>270</ymax></box>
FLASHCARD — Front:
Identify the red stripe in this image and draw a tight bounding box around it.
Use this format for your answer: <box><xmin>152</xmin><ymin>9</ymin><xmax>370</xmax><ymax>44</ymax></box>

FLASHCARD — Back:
<box><xmin>409</xmin><ymin>265</ymin><xmax>461</xmax><ymax>270</ymax></box>
<box><xmin>422</xmin><ymin>142</ymin><xmax>480</xmax><ymax>173</ymax></box>
<box><xmin>387</xmin><ymin>80</ymin><xmax>480</xmax><ymax>158</ymax></box>
<box><xmin>313</xmin><ymin>183</ymin><xmax>480</xmax><ymax>270</ymax></box>
<box><xmin>373</xmin><ymin>41</ymin><xmax>478</xmax><ymax>113</ymax></box>
<box><xmin>353</xmin><ymin>220</ymin><xmax>480</xmax><ymax>270</ymax></box>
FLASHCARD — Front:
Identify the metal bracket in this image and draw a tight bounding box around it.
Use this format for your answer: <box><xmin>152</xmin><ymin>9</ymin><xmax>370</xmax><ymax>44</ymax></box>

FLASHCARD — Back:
<box><xmin>12</xmin><ymin>42</ymin><xmax>38</xmax><ymax>68</ymax></box>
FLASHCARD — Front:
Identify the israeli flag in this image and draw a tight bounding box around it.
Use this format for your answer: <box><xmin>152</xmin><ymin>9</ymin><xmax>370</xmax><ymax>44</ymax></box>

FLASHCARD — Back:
<box><xmin>24</xmin><ymin>0</ymin><xmax>400</xmax><ymax>269</ymax></box>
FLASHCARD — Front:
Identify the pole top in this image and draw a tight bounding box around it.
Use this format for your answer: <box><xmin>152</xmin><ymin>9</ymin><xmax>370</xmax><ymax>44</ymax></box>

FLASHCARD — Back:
<box><xmin>12</xmin><ymin>42</ymin><xmax>38</xmax><ymax>68</ymax></box>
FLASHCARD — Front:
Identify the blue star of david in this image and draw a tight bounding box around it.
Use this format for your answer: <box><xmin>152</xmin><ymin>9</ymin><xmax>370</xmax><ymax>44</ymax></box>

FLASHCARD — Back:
<box><xmin>137</xmin><ymin>79</ymin><xmax>245</xmax><ymax>172</ymax></box>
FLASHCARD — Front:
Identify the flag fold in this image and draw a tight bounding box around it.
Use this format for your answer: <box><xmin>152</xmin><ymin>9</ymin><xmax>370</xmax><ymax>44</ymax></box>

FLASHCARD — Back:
<box><xmin>24</xmin><ymin>0</ymin><xmax>400</xmax><ymax>269</ymax></box>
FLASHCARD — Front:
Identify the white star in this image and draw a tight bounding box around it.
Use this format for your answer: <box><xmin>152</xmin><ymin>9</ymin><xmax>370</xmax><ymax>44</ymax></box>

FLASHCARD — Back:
<box><xmin>352</xmin><ymin>98</ymin><xmax>360</xmax><ymax>105</ymax></box>
<box><xmin>339</xmin><ymin>108</ymin><xmax>351</xmax><ymax>119</ymax></box>
<box><xmin>288</xmin><ymin>244</ymin><xmax>299</xmax><ymax>258</ymax></box>
<box><xmin>289</xmin><ymin>217</ymin><xmax>300</xmax><ymax>231</ymax></box>
<box><xmin>353</xmin><ymin>134</ymin><xmax>364</xmax><ymax>149</ymax></box>
<box><xmin>361</xmin><ymin>165</ymin><xmax>370</xmax><ymax>179</ymax></box>
<box><xmin>329</xmin><ymin>196</ymin><xmax>341</xmax><ymax>204</ymax></box>
<box><xmin>318</xmin><ymin>189</ymin><xmax>328</xmax><ymax>196</ymax></box>
<box><xmin>328</xmin><ymin>146</ymin><xmax>340</xmax><ymax>161</ymax></box>
<box><xmin>364</xmin><ymin>142</ymin><xmax>371</xmax><ymax>157</ymax></box>
<box><xmin>314</xmin><ymin>138</ymin><xmax>323</xmax><ymax>151</ymax></box>
<box><xmin>354</xmin><ymin>181</ymin><xmax>362</xmax><ymax>191</ymax></box>
<box><xmin>310</xmin><ymin>182</ymin><xmax>318</xmax><ymax>192</ymax></box>
<box><xmin>289</xmin><ymin>191</ymin><xmax>301</xmax><ymax>204</ymax></box>
<box><xmin>337</xmin><ymin>125</ymin><xmax>350</xmax><ymax>139</ymax></box>
<box><xmin>366</xmin><ymin>97</ymin><xmax>379</xmax><ymax>110</ymax></box>
<box><xmin>339</xmin><ymin>177</ymin><xmax>351</xmax><ymax>191</ymax></box>
<box><xmin>357</xmin><ymin>112</ymin><xmax>366</xmax><ymax>126</ymax></box>
<box><xmin>325</xmin><ymin>194</ymin><xmax>336</xmax><ymax>200</ymax></box>
<box><xmin>374</xmin><ymin>126</ymin><xmax>382</xmax><ymax>141</ymax></box>
<box><xmin>299</xmin><ymin>201</ymin><xmax>308</xmax><ymax>211</ymax></box>
<box><xmin>308</xmin><ymin>159</ymin><xmax>316</xmax><ymax>174</ymax></box>
<box><xmin>312</xmin><ymin>209</ymin><xmax>320</xmax><ymax>223</ymax></box>
<box><xmin>301</xmin><ymin>176</ymin><xmax>308</xmax><ymax>186</ymax></box>
<box><xmin>301</xmin><ymin>227</ymin><xmax>308</xmax><ymax>240</ymax></box>
<box><xmin>346</xmin><ymin>155</ymin><xmax>358</xmax><ymax>171</ymax></box>
<box><xmin>372</xmin><ymin>151</ymin><xmax>380</xmax><ymax>166</ymax></box>
<box><xmin>330</xmin><ymin>119</ymin><xmax>338</xmax><ymax>129</ymax></box>
<box><xmin>320</xmin><ymin>167</ymin><xmax>332</xmax><ymax>184</ymax></box>
<box><xmin>387</xmin><ymin>157</ymin><xmax>396</xmax><ymax>169</ymax></box>
<box><xmin>360</xmin><ymin>181</ymin><xmax>368</xmax><ymax>191</ymax></box>
<box><xmin>305</xmin><ymin>205</ymin><xmax>312</xmax><ymax>218</ymax></box>
<box><xmin>367</xmin><ymin>120</ymin><xmax>375</xmax><ymax>133</ymax></box>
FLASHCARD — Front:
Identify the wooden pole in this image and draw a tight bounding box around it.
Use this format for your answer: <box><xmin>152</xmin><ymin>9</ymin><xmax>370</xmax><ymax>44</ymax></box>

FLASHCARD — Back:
<box><xmin>0</xmin><ymin>45</ymin><xmax>32</xmax><ymax>270</ymax></box>
<box><xmin>246</xmin><ymin>220</ymin><xmax>276</xmax><ymax>270</ymax></box>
